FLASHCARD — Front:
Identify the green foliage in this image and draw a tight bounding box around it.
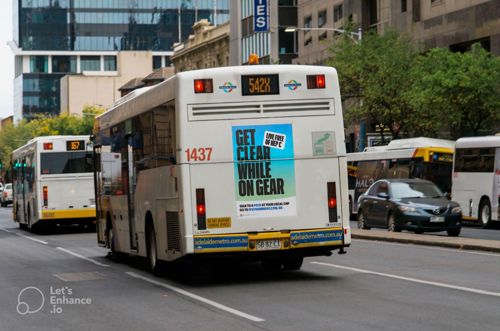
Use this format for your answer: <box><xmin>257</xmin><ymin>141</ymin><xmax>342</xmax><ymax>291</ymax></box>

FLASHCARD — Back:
<box><xmin>0</xmin><ymin>105</ymin><xmax>104</xmax><ymax>168</ymax></box>
<box><xmin>328</xmin><ymin>31</ymin><xmax>500</xmax><ymax>139</ymax></box>
<box><xmin>408</xmin><ymin>45</ymin><xmax>500</xmax><ymax>137</ymax></box>
<box><xmin>328</xmin><ymin>30</ymin><xmax>418</xmax><ymax>140</ymax></box>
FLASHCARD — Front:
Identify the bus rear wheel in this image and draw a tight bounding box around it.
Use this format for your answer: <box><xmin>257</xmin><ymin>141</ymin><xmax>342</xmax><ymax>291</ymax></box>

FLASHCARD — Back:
<box><xmin>147</xmin><ymin>225</ymin><xmax>163</xmax><ymax>276</ymax></box>
<box><xmin>479</xmin><ymin>199</ymin><xmax>492</xmax><ymax>229</ymax></box>
<box><xmin>283</xmin><ymin>256</ymin><xmax>303</xmax><ymax>271</ymax></box>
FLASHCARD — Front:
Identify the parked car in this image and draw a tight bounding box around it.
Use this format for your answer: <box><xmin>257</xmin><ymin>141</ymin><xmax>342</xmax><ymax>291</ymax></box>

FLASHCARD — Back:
<box><xmin>1</xmin><ymin>183</ymin><xmax>12</xmax><ymax>207</ymax></box>
<box><xmin>357</xmin><ymin>179</ymin><xmax>462</xmax><ymax>236</ymax></box>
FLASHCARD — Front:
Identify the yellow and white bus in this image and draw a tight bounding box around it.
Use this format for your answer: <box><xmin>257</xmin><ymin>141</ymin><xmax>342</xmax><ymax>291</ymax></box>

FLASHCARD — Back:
<box><xmin>452</xmin><ymin>136</ymin><xmax>500</xmax><ymax>228</ymax></box>
<box><xmin>12</xmin><ymin>135</ymin><xmax>96</xmax><ymax>231</ymax></box>
<box><xmin>347</xmin><ymin>137</ymin><xmax>455</xmax><ymax>217</ymax></box>
<box><xmin>93</xmin><ymin>65</ymin><xmax>351</xmax><ymax>273</ymax></box>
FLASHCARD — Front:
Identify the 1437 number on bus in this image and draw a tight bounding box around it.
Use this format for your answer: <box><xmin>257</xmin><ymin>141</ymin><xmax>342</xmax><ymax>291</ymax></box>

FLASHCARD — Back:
<box><xmin>185</xmin><ymin>147</ymin><xmax>213</xmax><ymax>161</ymax></box>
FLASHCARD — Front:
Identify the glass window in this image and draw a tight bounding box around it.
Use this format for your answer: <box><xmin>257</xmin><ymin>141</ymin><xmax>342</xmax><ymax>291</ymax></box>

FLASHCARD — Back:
<box><xmin>318</xmin><ymin>10</ymin><xmax>327</xmax><ymax>28</ymax></box>
<box><xmin>391</xmin><ymin>182</ymin><xmax>443</xmax><ymax>199</ymax></box>
<box><xmin>81</xmin><ymin>56</ymin><xmax>101</xmax><ymax>71</ymax></box>
<box><xmin>304</xmin><ymin>16</ymin><xmax>312</xmax><ymax>28</ymax></box>
<box><xmin>401</xmin><ymin>0</ymin><xmax>407</xmax><ymax>12</ymax></box>
<box><xmin>153</xmin><ymin>56</ymin><xmax>162</xmax><ymax>69</ymax></box>
<box><xmin>333</xmin><ymin>4</ymin><xmax>343</xmax><ymax>22</ymax></box>
<box><xmin>454</xmin><ymin>148</ymin><xmax>495</xmax><ymax>173</ymax></box>
<box><xmin>30</xmin><ymin>56</ymin><xmax>48</xmax><ymax>73</ymax></box>
<box><xmin>103</xmin><ymin>56</ymin><xmax>117</xmax><ymax>71</ymax></box>
<box><xmin>52</xmin><ymin>56</ymin><xmax>77</xmax><ymax>73</ymax></box>
<box><xmin>41</xmin><ymin>152</ymin><xmax>93</xmax><ymax>174</ymax></box>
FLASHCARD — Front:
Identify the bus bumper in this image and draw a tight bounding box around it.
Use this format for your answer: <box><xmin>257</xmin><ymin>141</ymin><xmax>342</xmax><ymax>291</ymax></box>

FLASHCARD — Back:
<box><xmin>41</xmin><ymin>208</ymin><xmax>96</xmax><ymax>220</ymax></box>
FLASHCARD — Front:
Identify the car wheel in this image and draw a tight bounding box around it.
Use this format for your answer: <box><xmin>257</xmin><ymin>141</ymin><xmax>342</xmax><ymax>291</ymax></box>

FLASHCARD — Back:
<box><xmin>478</xmin><ymin>199</ymin><xmax>492</xmax><ymax>229</ymax></box>
<box><xmin>447</xmin><ymin>228</ymin><xmax>461</xmax><ymax>237</ymax></box>
<box><xmin>387</xmin><ymin>213</ymin><xmax>401</xmax><ymax>232</ymax></box>
<box><xmin>357</xmin><ymin>210</ymin><xmax>371</xmax><ymax>230</ymax></box>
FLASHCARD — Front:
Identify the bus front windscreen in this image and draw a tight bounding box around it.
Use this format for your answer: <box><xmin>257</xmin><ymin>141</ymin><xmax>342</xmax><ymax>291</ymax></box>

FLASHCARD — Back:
<box><xmin>41</xmin><ymin>152</ymin><xmax>93</xmax><ymax>174</ymax></box>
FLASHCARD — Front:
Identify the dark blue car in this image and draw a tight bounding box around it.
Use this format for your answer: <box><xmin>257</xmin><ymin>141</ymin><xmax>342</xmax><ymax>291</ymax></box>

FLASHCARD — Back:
<box><xmin>357</xmin><ymin>179</ymin><xmax>462</xmax><ymax>236</ymax></box>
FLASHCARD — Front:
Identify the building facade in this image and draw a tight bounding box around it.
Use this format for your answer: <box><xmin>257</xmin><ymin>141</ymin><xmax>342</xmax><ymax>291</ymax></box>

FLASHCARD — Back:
<box><xmin>229</xmin><ymin>0</ymin><xmax>298</xmax><ymax>65</ymax></box>
<box><xmin>11</xmin><ymin>0</ymin><xmax>230</xmax><ymax>121</ymax></box>
<box><xmin>294</xmin><ymin>0</ymin><xmax>500</xmax><ymax>65</ymax></box>
<box><xmin>171</xmin><ymin>19</ymin><xmax>229</xmax><ymax>72</ymax></box>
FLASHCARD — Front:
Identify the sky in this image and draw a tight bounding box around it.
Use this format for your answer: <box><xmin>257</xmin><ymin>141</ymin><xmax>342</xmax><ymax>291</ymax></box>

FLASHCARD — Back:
<box><xmin>0</xmin><ymin>0</ymin><xmax>14</xmax><ymax>119</ymax></box>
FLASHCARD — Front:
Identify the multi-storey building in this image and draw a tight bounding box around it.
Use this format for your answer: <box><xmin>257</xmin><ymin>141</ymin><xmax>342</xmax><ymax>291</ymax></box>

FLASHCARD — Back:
<box><xmin>10</xmin><ymin>0</ymin><xmax>230</xmax><ymax>121</ymax></box>
<box><xmin>294</xmin><ymin>0</ymin><xmax>500</xmax><ymax>65</ymax></box>
<box><xmin>229</xmin><ymin>0</ymin><xmax>298</xmax><ymax>65</ymax></box>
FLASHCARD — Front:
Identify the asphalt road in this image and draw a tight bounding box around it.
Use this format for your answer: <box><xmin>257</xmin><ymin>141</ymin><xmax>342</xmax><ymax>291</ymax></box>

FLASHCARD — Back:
<box><xmin>349</xmin><ymin>220</ymin><xmax>500</xmax><ymax>241</ymax></box>
<box><xmin>0</xmin><ymin>208</ymin><xmax>499</xmax><ymax>331</ymax></box>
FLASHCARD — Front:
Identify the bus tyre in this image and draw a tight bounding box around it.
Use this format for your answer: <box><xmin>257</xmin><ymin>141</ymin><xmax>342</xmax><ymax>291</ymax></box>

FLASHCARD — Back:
<box><xmin>109</xmin><ymin>229</ymin><xmax>124</xmax><ymax>263</ymax></box>
<box><xmin>147</xmin><ymin>226</ymin><xmax>162</xmax><ymax>277</ymax></box>
<box><xmin>387</xmin><ymin>214</ymin><xmax>401</xmax><ymax>232</ymax></box>
<box><xmin>283</xmin><ymin>256</ymin><xmax>303</xmax><ymax>271</ymax></box>
<box><xmin>479</xmin><ymin>199</ymin><xmax>492</xmax><ymax>229</ymax></box>
<box><xmin>446</xmin><ymin>227</ymin><xmax>461</xmax><ymax>237</ymax></box>
<box><xmin>357</xmin><ymin>210</ymin><xmax>370</xmax><ymax>230</ymax></box>
<box><xmin>261</xmin><ymin>259</ymin><xmax>282</xmax><ymax>271</ymax></box>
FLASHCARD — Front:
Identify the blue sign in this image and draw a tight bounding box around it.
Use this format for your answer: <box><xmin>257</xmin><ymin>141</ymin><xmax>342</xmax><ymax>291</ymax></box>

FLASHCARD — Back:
<box><xmin>254</xmin><ymin>0</ymin><xmax>268</xmax><ymax>32</ymax></box>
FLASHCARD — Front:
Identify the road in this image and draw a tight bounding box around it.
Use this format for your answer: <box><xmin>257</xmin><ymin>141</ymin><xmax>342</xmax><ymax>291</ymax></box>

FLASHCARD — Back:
<box><xmin>0</xmin><ymin>208</ymin><xmax>499</xmax><ymax>331</ymax></box>
<box><xmin>350</xmin><ymin>220</ymin><xmax>500</xmax><ymax>241</ymax></box>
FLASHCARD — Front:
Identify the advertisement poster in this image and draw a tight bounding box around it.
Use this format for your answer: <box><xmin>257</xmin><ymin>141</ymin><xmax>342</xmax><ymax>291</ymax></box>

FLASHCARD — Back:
<box><xmin>232</xmin><ymin>124</ymin><xmax>296</xmax><ymax>218</ymax></box>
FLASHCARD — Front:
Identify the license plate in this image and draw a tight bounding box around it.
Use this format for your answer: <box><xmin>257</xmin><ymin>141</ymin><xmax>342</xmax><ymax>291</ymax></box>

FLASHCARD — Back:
<box><xmin>256</xmin><ymin>239</ymin><xmax>281</xmax><ymax>251</ymax></box>
<box><xmin>430</xmin><ymin>216</ymin><xmax>444</xmax><ymax>223</ymax></box>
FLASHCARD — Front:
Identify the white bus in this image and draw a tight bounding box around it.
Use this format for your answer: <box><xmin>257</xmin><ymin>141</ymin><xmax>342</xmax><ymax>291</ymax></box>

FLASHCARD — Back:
<box><xmin>347</xmin><ymin>137</ymin><xmax>455</xmax><ymax>217</ymax></box>
<box><xmin>12</xmin><ymin>135</ymin><xmax>96</xmax><ymax>231</ymax></box>
<box><xmin>93</xmin><ymin>65</ymin><xmax>351</xmax><ymax>274</ymax></box>
<box><xmin>452</xmin><ymin>136</ymin><xmax>500</xmax><ymax>228</ymax></box>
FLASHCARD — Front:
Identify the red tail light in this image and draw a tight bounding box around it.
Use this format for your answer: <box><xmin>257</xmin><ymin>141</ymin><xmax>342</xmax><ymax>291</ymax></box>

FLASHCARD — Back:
<box><xmin>43</xmin><ymin>186</ymin><xmax>48</xmax><ymax>207</ymax></box>
<box><xmin>307</xmin><ymin>74</ymin><xmax>326</xmax><ymax>89</ymax></box>
<box><xmin>196</xmin><ymin>188</ymin><xmax>206</xmax><ymax>230</ymax></box>
<box><xmin>43</xmin><ymin>143</ymin><xmax>53</xmax><ymax>150</ymax></box>
<box><xmin>194</xmin><ymin>79</ymin><xmax>213</xmax><ymax>93</ymax></box>
<box><xmin>327</xmin><ymin>182</ymin><xmax>338</xmax><ymax>222</ymax></box>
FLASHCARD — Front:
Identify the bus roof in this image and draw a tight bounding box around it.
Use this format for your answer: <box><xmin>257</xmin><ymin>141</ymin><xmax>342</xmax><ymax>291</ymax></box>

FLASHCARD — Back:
<box><xmin>455</xmin><ymin>136</ymin><xmax>500</xmax><ymax>148</ymax></box>
<box><xmin>386</xmin><ymin>137</ymin><xmax>455</xmax><ymax>150</ymax></box>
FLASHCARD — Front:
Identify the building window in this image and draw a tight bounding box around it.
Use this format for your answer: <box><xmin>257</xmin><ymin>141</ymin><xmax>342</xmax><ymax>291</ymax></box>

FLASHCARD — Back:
<box><xmin>334</xmin><ymin>5</ymin><xmax>343</xmax><ymax>22</ymax></box>
<box><xmin>30</xmin><ymin>56</ymin><xmax>48</xmax><ymax>73</ymax></box>
<box><xmin>401</xmin><ymin>0</ymin><xmax>407</xmax><ymax>12</ymax></box>
<box><xmin>153</xmin><ymin>56</ymin><xmax>162</xmax><ymax>69</ymax></box>
<box><xmin>104</xmin><ymin>56</ymin><xmax>117</xmax><ymax>71</ymax></box>
<box><xmin>52</xmin><ymin>56</ymin><xmax>77</xmax><ymax>73</ymax></box>
<box><xmin>81</xmin><ymin>56</ymin><xmax>100</xmax><ymax>71</ymax></box>
<box><xmin>318</xmin><ymin>10</ymin><xmax>327</xmax><ymax>28</ymax></box>
<box><xmin>241</xmin><ymin>16</ymin><xmax>254</xmax><ymax>37</ymax></box>
<box><xmin>304</xmin><ymin>16</ymin><xmax>312</xmax><ymax>28</ymax></box>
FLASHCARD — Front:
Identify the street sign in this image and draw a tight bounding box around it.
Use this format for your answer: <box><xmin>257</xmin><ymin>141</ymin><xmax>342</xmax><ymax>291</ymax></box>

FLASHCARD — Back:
<box><xmin>254</xmin><ymin>0</ymin><xmax>268</xmax><ymax>32</ymax></box>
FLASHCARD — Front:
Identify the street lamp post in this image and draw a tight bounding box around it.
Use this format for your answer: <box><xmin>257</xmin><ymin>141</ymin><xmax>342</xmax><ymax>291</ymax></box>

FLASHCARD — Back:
<box><xmin>284</xmin><ymin>26</ymin><xmax>362</xmax><ymax>42</ymax></box>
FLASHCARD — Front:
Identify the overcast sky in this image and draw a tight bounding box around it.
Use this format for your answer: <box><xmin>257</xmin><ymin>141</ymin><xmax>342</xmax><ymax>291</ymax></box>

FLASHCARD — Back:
<box><xmin>0</xmin><ymin>1</ymin><xmax>14</xmax><ymax>119</ymax></box>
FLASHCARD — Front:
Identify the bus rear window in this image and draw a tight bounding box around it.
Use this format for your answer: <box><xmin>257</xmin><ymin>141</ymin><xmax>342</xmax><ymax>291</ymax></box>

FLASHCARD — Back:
<box><xmin>41</xmin><ymin>152</ymin><xmax>93</xmax><ymax>174</ymax></box>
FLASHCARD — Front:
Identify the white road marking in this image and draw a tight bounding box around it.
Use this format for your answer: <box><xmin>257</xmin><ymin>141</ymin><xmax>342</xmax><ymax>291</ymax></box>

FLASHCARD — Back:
<box><xmin>56</xmin><ymin>247</ymin><xmax>110</xmax><ymax>267</ymax></box>
<box><xmin>311</xmin><ymin>261</ymin><xmax>500</xmax><ymax>298</ymax></box>
<box><xmin>354</xmin><ymin>238</ymin><xmax>500</xmax><ymax>257</ymax></box>
<box><xmin>16</xmin><ymin>233</ymin><xmax>48</xmax><ymax>245</ymax></box>
<box><xmin>126</xmin><ymin>271</ymin><xmax>265</xmax><ymax>322</ymax></box>
<box><xmin>0</xmin><ymin>227</ymin><xmax>12</xmax><ymax>233</ymax></box>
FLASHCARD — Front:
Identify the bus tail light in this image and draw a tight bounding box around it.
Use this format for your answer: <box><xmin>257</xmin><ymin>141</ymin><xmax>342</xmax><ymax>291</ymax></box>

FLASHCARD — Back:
<box><xmin>43</xmin><ymin>143</ymin><xmax>53</xmax><ymax>150</ymax></box>
<box><xmin>43</xmin><ymin>186</ymin><xmax>48</xmax><ymax>207</ymax></box>
<box><xmin>327</xmin><ymin>182</ymin><xmax>337</xmax><ymax>222</ymax></box>
<box><xmin>307</xmin><ymin>75</ymin><xmax>326</xmax><ymax>89</ymax></box>
<box><xmin>194</xmin><ymin>79</ymin><xmax>213</xmax><ymax>93</ymax></box>
<box><xmin>196</xmin><ymin>188</ymin><xmax>206</xmax><ymax>230</ymax></box>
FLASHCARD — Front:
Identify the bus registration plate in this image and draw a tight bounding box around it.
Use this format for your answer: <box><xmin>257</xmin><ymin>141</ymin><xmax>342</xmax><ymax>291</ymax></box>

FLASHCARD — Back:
<box><xmin>430</xmin><ymin>216</ymin><xmax>444</xmax><ymax>223</ymax></box>
<box><xmin>256</xmin><ymin>239</ymin><xmax>281</xmax><ymax>251</ymax></box>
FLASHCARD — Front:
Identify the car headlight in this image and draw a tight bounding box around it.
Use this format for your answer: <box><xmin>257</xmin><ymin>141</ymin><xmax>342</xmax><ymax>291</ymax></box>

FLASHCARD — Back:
<box><xmin>398</xmin><ymin>205</ymin><xmax>417</xmax><ymax>212</ymax></box>
<box><xmin>451</xmin><ymin>206</ymin><xmax>462</xmax><ymax>214</ymax></box>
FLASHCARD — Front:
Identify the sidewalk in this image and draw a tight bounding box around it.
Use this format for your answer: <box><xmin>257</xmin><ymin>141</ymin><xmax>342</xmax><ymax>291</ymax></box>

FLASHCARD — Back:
<box><xmin>351</xmin><ymin>228</ymin><xmax>500</xmax><ymax>253</ymax></box>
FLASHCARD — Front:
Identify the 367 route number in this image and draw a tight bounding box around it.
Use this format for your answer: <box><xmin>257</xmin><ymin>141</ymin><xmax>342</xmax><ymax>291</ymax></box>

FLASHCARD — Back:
<box><xmin>185</xmin><ymin>147</ymin><xmax>213</xmax><ymax>161</ymax></box>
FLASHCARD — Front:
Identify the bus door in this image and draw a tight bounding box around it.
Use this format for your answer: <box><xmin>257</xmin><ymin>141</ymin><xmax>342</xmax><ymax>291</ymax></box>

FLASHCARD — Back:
<box><xmin>125</xmin><ymin>134</ymin><xmax>138</xmax><ymax>250</ymax></box>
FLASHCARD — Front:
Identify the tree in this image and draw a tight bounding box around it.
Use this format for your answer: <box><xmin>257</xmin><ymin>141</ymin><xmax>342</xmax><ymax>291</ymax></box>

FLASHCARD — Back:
<box><xmin>0</xmin><ymin>105</ymin><xmax>104</xmax><ymax>169</ymax></box>
<box><xmin>408</xmin><ymin>45</ymin><xmax>500</xmax><ymax>138</ymax></box>
<box><xmin>328</xmin><ymin>30</ymin><xmax>418</xmax><ymax>141</ymax></box>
